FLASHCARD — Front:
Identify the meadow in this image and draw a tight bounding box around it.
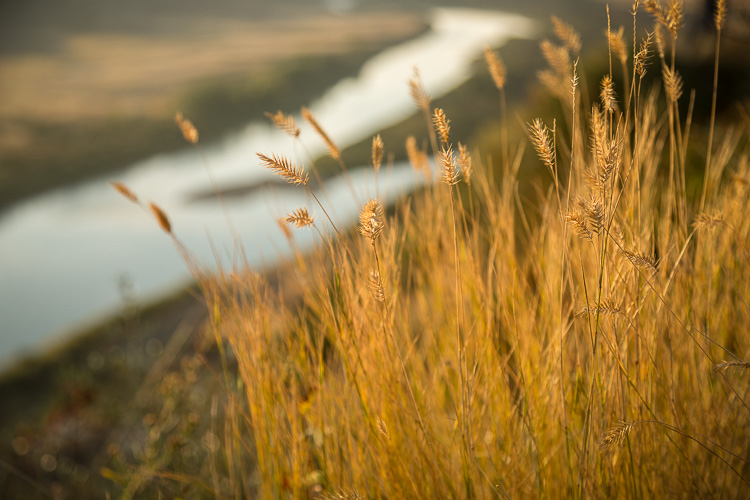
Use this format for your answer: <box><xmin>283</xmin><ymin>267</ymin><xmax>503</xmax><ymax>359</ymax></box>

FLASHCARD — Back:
<box><xmin>6</xmin><ymin>1</ymin><xmax>750</xmax><ymax>497</ymax></box>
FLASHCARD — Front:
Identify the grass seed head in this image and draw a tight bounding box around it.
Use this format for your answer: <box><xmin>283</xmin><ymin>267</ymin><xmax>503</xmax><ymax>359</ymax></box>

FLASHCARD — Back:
<box><xmin>319</xmin><ymin>489</ymin><xmax>364</xmax><ymax>500</ymax></box>
<box><xmin>584</xmin><ymin>196</ymin><xmax>605</xmax><ymax>233</ymax></box>
<box><xmin>663</xmin><ymin>66</ymin><xmax>683</xmax><ymax>103</ymax></box>
<box><xmin>635</xmin><ymin>32</ymin><xmax>654</xmax><ymax>77</ymax></box>
<box><xmin>265</xmin><ymin>110</ymin><xmax>300</xmax><ymax>137</ymax></box>
<box><xmin>714</xmin><ymin>360</ymin><xmax>750</xmax><ymax>372</ymax></box>
<box><xmin>540</xmin><ymin>39</ymin><xmax>571</xmax><ymax>76</ymax></box>
<box><xmin>667</xmin><ymin>0</ymin><xmax>683</xmax><ymax>37</ymax></box>
<box><xmin>457</xmin><ymin>142</ymin><xmax>472</xmax><ymax>184</ymax></box>
<box><xmin>551</xmin><ymin>16</ymin><xmax>581</xmax><ymax>54</ymax></box>
<box><xmin>598</xmin><ymin>131</ymin><xmax>624</xmax><ymax>185</ymax></box>
<box><xmin>406</xmin><ymin>136</ymin><xmax>430</xmax><ymax>180</ymax></box>
<box><xmin>149</xmin><ymin>202</ymin><xmax>172</xmax><ymax>234</ymax></box>
<box><xmin>654</xmin><ymin>24</ymin><xmax>665</xmax><ymax>59</ymax></box>
<box><xmin>564</xmin><ymin>209</ymin><xmax>594</xmax><ymax>239</ymax></box>
<box><xmin>577</xmin><ymin>298</ymin><xmax>621</xmax><ymax>318</ymax></box>
<box><xmin>368</xmin><ymin>270</ymin><xmax>386</xmax><ymax>303</ymax></box>
<box><xmin>623</xmin><ymin>249</ymin><xmax>658</xmax><ymax>271</ymax></box>
<box><xmin>371</xmin><ymin>134</ymin><xmax>384</xmax><ymax>174</ymax></box>
<box><xmin>529</xmin><ymin>118</ymin><xmax>555</xmax><ymax>173</ymax></box>
<box><xmin>484</xmin><ymin>46</ymin><xmax>507</xmax><ymax>90</ymax></box>
<box><xmin>433</xmin><ymin>108</ymin><xmax>451</xmax><ymax>146</ymax></box>
<box><xmin>359</xmin><ymin>199</ymin><xmax>384</xmax><ymax>242</ymax></box>
<box><xmin>693</xmin><ymin>212</ymin><xmax>723</xmax><ymax>230</ymax></box>
<box><xmin>570</xmin><ymin>60</ymin><xmax>580</xmax><ymax>106</ymax></box>
<box><xmin>301</xmin><ymin>107</ymin><xmax>340</xmax><ymax>159</ymax></box>
<box><xmin>538</xmin><ymin>69</ymin><xmax>565</xmax><ymax>100</ymax></box>
<box><xmin>175</xmin><ymin>112</ymin><xmax>199</xmax><ymax>145</ymax></box>
<box><xmin>645</xmin><ymin>1</ymin><xmax>668</xmax><ymax>30</ymax></box>
<box><xmin>277</xmin><ymin>218</ymin><xmax>293</xmax><ymax>241</ymax></box>
<box><xmin>715</xmin><ymin>0</ymin><xmax>726</xmax><ymax>31</ymax></box>
<box><xmin>409</xmin><ymin>67</ymin><xmax>431</xmax><ymax>111</ymax></box>
<box><xmin>111</xmin><ymin>182</ymin><xmax>138</xmax><ymax>204</ymax></box>
<box><xmin>440</xmin><ymin>145</ymin><xmax>459</xmax><ymax>186</ymax></box>
<box><xmin>257</xmin><ymin>153</ymin><xmax>309</xmax><ymax>186</ymax></box>
<box><xmin>285</xmin><ymin>208</ymin><xmax>314</xmax><ymax>228</ymax></box>
<box><xmin>600</xmin><ymin>75</ymin><xmax>618</xmax><ymax>113</ymax></box>
<box><xmin>600</xmin><ymin>421</ymin><xmax>636</xmax><ymax>451</ymax></box>
<box><xmin>608</xmin><ymin>26</ymin><xmax>628</xmax><ymax>65</ymax></box>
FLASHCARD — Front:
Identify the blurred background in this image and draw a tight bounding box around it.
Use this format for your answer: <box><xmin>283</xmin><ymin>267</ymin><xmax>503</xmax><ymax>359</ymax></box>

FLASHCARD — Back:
<box><xmin>0</xmin><ymin>0</ymin><xmax>534</xmax><ymax>366</ymax></box>
<box><xmin>1</xmin><ymin>0</ymin><xmax>749</xmax><ymax>497</ymax></box>
<box><xmin>1</xmin><ymin>0</ymin><xmax>747</xmax><ymax>365</ymax></box>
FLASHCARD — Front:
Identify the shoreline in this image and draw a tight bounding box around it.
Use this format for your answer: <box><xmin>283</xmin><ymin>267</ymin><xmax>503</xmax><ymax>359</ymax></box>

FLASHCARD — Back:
<box><xmin>0</xmin><ymin>12</ymin><xmax>428</xmax><ymax>212</ymax></box>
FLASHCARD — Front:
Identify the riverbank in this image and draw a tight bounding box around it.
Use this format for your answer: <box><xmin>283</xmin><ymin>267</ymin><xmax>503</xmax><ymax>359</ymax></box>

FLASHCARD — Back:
<box><xmin>0</xmin><ymin>7</ymin><xmax>426</xmax><ymax>211</ymax></box>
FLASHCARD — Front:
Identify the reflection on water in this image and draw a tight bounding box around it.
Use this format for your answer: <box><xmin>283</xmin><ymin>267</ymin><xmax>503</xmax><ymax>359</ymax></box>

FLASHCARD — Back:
<box><xmin>0</xmin><ymin>8</ymin><xmax>535</xmax><ymax>365</ymax></box>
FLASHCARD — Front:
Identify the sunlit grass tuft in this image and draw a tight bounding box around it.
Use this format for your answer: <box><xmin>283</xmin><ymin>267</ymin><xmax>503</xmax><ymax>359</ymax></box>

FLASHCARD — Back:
<box><xmin>112</xmin><ymin>4</ymin><xmax>750</xmax><ymax>497</ymax></box>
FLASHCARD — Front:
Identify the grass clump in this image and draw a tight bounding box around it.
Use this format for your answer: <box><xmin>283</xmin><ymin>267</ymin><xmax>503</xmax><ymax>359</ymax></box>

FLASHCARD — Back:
<box><xmin>111</xmin><ymin>3</ymin><xmax>750</xmax><ymax>498</ymax></box>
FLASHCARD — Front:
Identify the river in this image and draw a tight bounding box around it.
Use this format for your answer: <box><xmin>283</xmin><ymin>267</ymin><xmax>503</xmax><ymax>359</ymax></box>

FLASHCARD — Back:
<box><xmin>0</xmin><ymin>8</ymin><xmax>535</xmax><ymax>365</ymax></box>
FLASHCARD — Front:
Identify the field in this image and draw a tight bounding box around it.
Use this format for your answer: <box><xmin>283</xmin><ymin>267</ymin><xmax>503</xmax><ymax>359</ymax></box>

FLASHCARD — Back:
<box><xmin>3</xmin><ymin>0</ymin><xmax>750</xmax><ymax>498</ymax></box>
<box><xmin>0</xmin><ymin>2</ymin><xmax>425</xmax><ymax>209</ymax></box>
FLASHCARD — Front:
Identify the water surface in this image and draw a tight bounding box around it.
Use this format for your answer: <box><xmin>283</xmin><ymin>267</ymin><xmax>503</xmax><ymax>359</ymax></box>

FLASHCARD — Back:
<box><xmin>0</xmin><ymin>8</ymin><xmax>535</xmax><ymax>365</ymax></box>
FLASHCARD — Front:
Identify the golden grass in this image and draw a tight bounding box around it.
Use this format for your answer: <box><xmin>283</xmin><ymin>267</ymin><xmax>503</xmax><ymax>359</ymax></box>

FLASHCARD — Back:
<box><xmin>266</xmin><ymin>111</ymin><xmax>301</xmax><ymax>138</ymax></box>
<box><xmin>484</xmin><ymin>46</ymin><xmax>507</xmax><ymax>91</ymax></box>
<box><xmin>302</xmin><ymin>107</ymin><xmax>341</xmax><ymax>161</ymax></box>
<box><xmin>113</xmin><ymin>4</ymin><xmax>750</xmax><ymax>498</ymax></box>
<box><xmin>175</xmin><ymin>112</ymin><xmax>199</xmax><ymax>145</ymax></box>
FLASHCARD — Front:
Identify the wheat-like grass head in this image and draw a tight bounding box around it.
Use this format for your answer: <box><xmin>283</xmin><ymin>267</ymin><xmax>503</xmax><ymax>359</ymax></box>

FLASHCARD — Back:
<box><xmin>175</xmin><ymin>112</ymin><xmax>199</xmax><ymax>145</ymax></box>
<box><xmin>257</xmin><ymin>153</ymin><xmax>309</xmax><ymax>186</ymax></box>
<box><xmin>359</xmin><ymin>199</ymin><xmax>384</xmax><ymax>243</ymax></box>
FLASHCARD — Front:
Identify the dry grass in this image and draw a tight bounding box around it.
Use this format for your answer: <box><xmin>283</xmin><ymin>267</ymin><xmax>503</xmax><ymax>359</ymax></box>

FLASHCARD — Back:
<box><xmin>114</xmin><ymin>4</ymin><xmax>750</xmax><ymax>498</ymax></box>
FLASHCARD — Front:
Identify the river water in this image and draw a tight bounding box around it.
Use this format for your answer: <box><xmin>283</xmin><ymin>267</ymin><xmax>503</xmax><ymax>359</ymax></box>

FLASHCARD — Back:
<box><xmin>0</xmin><ymin>8</ymin><xmax>535</xmax><ymax>365</ymax></box>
